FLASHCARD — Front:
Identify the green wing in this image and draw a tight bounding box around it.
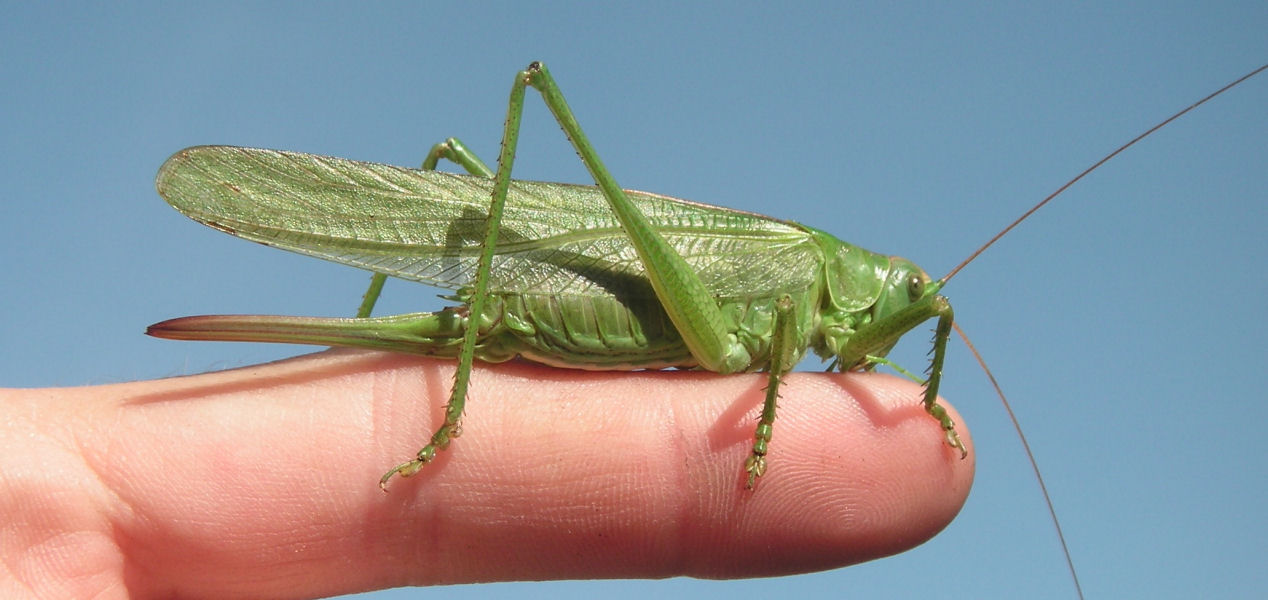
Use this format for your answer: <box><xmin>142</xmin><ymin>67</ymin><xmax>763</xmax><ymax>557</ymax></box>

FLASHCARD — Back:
<box><xmin>156</xmin><ymin>146</ymin><xmax>821</xmax><ymax>300</ymax></box>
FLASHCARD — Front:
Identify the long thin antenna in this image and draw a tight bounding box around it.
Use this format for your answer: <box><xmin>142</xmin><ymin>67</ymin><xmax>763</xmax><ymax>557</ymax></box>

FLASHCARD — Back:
<box><xmin>954</xmin><ymin>322</ymin><xmax>1085</xmax><ymax>600</ymax></box>
<box><xmin>937</xmin><ymin>64</ymin><xmax>1266</xmax><ymax>598</ymax></box>
<box><xmin>940</xmin><ymin>63</ymin><xmax>1267</xmax><ymax>285</ymax></box>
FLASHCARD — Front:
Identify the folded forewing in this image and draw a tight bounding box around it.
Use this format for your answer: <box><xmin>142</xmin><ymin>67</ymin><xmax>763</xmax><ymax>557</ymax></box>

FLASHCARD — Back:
<box><xmin>156</xmin><ymin>146</ymin><xmax>822</xmax><ymax>301</ymax></box>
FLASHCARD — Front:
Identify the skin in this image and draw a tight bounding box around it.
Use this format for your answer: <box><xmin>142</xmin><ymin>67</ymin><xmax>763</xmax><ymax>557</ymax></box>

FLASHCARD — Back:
<box><xmin>1</xmin><ymin>349</ymin><xmax>973</xmax><ymax>599</ymax></box>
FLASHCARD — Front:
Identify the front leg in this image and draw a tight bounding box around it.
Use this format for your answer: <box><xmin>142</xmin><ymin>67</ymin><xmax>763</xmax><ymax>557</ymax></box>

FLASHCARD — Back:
<box><xmin>837</xmin><ymin>294</ymin><xmax>966</xmax><ymax>458</ymax></box>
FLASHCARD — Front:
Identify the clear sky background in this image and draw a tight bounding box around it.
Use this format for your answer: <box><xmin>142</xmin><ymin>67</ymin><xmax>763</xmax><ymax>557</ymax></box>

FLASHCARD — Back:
<box><xmin>3</xmin><ymin>3</ymin><xmax>1265</xmax><ymax>598</ymax></box>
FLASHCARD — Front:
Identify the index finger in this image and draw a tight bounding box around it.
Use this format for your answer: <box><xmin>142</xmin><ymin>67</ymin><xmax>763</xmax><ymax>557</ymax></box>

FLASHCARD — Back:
<box><xmin>78</xmin><ymin>350</ymin><xmax>974</xmax><ymax>595</ymax></box>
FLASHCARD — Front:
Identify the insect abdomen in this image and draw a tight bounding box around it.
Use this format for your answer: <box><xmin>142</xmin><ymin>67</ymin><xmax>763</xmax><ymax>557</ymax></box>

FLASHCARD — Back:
<box><xmin>489</xmin><ymin>282</ymin><xmax>820</xmax><ymax>372</ymax></box>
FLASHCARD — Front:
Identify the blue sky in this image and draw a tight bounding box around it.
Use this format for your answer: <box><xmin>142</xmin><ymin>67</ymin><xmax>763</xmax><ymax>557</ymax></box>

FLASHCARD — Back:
<box><xmin>2</xmin><ymin>3</ymin><xmax>1265</xmax><ymax>598</ymax></box>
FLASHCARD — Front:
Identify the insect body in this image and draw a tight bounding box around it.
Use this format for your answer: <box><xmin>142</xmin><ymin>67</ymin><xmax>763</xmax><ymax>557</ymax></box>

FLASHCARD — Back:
<box><xmin>150</xmin><ymin>146</ymin><xmax>960</xmax><ymax>483</ymax></box>
<box><xmin>148</xmin><ymin>62</ymin><xmax>965</xmax><ymax>491</ymax></box>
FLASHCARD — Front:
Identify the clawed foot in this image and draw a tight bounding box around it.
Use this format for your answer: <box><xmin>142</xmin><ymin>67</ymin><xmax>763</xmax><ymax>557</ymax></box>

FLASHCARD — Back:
<box><xmin>945</xmin><ymin>427</ymin><xmax>967</xmax><ymax>459</ymax></box>
<box><xmin>927</xmin><ymin>402</ymin><xmax>967</xmax><ymax>459</ymax></box>
<box><xmin>379</xmin><ymin>448</ymin><xmax>435</xmax><ymax>491</ymax></box>
<box><xmin>379</xmin><ymin>421</ymin><xmax>462</xmax><ymax>491</ymax></box>
<box><xmin>744</xmin><ymin>454</ymin><xmax>766</xmax><ymax>489</ymax></box>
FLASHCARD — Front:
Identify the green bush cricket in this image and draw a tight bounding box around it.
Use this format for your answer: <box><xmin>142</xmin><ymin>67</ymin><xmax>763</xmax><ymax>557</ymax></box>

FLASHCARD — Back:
<box><xmin>147</xmin><ymin>61</ymin><xmax>1267</xmax><ymax>598</ymax></box>
<box><xmin>149</xmin><ymin>61</ymin><xmax>966</xmax><ymax>488</ymax></box>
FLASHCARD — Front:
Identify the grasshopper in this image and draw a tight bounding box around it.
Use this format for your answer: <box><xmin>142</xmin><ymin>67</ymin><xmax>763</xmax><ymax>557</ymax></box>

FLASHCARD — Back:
<box><xmin>148</xmin><ymin>61</ymin><xmax>1266</xmax><ymax>598</ymax></box>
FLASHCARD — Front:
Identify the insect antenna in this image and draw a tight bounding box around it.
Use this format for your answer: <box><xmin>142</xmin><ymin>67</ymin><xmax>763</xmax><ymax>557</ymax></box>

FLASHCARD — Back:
<box><xmin>939</xmin><ymin>63</ymin><xmax>1266</xmax><ymax>286</ymax></box>
<box><xmin>932</xmin><ymin>63</ymin><xmax>1265</xmax><ymax>600</ymax></box>
<box><xmin>954</xmin><ymin>322</ymin><xmax>1084</xmax><ymax>600</ymax></box>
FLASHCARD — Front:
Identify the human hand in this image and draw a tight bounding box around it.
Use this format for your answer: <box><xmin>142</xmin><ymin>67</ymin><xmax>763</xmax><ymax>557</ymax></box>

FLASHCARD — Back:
<box><xmin>1</xmin><ymin>350</ymin><xmax>973</xmax><ymax>598</ymax></box>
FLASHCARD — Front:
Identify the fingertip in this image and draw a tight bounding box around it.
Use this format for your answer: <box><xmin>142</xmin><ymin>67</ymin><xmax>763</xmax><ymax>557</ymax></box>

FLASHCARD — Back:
<box><xmin>663</xmin><ymin>372</ymin><xmax>975</xmax><ymax>576</ymax></box>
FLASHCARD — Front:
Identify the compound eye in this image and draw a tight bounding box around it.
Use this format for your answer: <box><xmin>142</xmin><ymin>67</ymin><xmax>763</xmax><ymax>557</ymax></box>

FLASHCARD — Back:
<box><xmin>907</xmin><ymin>274</ymin><xmax>925</xmax><ymax>302</ymax></box>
